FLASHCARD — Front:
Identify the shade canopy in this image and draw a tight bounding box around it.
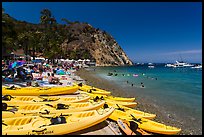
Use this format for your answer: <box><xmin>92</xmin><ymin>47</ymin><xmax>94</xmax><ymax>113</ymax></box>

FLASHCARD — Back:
<box><xmin>8</xmin><ymin>61</ymin><xmax>26</xmax><ymax>69</ymax></box>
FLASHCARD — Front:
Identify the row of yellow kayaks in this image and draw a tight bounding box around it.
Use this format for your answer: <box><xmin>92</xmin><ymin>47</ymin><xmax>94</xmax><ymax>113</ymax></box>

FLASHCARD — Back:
<box><xmin>2</xmin><ymin>91</ymin><xmax>115</xmax><ymax>135</ymax></box>
<box><xmin>2</xmin><ymin>83</ymin><xmax>181</xmax><ymax>135</ymax></box>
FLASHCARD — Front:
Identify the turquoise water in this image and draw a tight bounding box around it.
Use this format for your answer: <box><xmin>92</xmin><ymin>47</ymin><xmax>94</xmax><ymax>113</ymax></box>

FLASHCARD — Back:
<box><xmin>92</xmin><ymin>64</ymin><xmax>202</xmax><ymax>133</ymax></box>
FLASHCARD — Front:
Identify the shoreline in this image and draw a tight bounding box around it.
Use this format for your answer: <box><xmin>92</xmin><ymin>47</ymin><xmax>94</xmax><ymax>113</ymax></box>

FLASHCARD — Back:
<box><xmin>75</xmin><ymin>67</ymin><xmax>198</xmax><ymax>135</ymax></box>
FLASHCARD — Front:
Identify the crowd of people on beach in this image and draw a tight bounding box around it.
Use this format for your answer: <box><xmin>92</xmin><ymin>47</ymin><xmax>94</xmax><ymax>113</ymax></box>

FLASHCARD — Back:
<box><xmin>2</xmin><ymin>59</ymin><xmax>81</xmax><ymax>86</ymax></box>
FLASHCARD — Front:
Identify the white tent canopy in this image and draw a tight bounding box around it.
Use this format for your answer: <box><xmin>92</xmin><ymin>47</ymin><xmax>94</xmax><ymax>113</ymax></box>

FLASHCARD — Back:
<box><xmin>78</xmin><ymin>59</ymin><xmax>83</xmax><ymax>62</ymax></box>
<box><xmin>64</xmin><ymin>59</ymin><xmax>75</xmax><ymax>63</ymax></box>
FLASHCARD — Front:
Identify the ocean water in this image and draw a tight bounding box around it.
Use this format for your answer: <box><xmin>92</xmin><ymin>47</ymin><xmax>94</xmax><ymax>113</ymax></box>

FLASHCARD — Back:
<box><xmin>92</xmin><ymin>64</ymin><xmax>202</xmax><ymax>133</ymax></box>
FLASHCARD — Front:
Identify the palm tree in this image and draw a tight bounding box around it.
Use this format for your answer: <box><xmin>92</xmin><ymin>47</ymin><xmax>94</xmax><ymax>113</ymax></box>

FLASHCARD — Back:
<box><xmin>40</xmin><ymin>9</ymin><xmax>52</xmax><ymax>25</ymax></box>
<box><xmin>17</xmin><ymin>32</ymin><xmax>31</xmax><ymax>61</ymax></box>
<box><xmin>39</xmin><ymin>8</ymin><xmax>66</xmax><ymax>63</ymax></box>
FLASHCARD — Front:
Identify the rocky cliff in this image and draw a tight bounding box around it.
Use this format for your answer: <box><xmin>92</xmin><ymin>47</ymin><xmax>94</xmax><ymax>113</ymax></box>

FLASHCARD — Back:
<box><xmin>60</xmin><ymin>23</ymin><xmax>133</xmax><ymax>66</ymax></box>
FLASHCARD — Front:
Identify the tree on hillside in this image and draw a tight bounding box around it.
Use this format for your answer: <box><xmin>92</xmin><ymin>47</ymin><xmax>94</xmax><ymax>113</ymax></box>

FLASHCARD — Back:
<box><xmin>40</xmin><ymin>9</ymin><xmax>57</xmax><ymax>27</ymax></box>
<box><xmin>39</xmin><ymin>8</ymin><xmax>65</xmax><ymax>63</ymax></box>
<box><xmin>40</xmin><ymin>9</ymin><xmax>52</xmax><ymax>25</ymax></box>
<box><xmin>17</xmin><ymin>31</ymin><xmax>32</xmax><ymax>61</ymax></box>
<box><xmin>29</xmin><ymin>30</ymin><xmax>43</xmax><ymax>60</ymax></box>
<box><xmin>2</xmin><ymin>8</ymin><xmax>18</xmax><ymax>55</ymax></box>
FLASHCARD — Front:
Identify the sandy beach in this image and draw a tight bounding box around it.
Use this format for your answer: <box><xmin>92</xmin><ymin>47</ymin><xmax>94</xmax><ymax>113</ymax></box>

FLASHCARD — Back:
<box><xmin>75</xmin><ymin>67</ymin><xmax>199</xmax><ymax>135</ymax></box>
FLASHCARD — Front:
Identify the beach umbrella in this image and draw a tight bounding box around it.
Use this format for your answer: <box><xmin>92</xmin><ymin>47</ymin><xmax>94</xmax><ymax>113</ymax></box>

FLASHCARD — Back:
<box><xmin>32</xmin><ymin>59</ymin><xmax>42</xmax><ymax>63</ymax></box>
<box><xmin>9</xmin><ymin>62</ymin><xmax>17</xmax><ymax>69</ymax></box>
<box><xmin>17</xmin><ymin>60</ymin><xmax>26</xmax><ymax>66</ymax></box>
<box><xmin>9</xmin><ymin>61</ymin><xmax>26</xmax><ymax>69</ymax></box>
<box><xmin>56</xmin><ymin>69</ymin><xmax>65</xmax><ymax>75</ymax></box>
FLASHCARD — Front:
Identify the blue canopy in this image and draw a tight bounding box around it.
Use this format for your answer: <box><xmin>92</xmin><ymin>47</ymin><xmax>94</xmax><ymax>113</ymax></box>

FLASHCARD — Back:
<box><xmin>9</xmin><ymin>61</ymin><xmax>26</xmax><ymax>69</ymax></box>
<box><xmin>56</xmin><ymin>69</ymin><xmax>65</xmax><ymax>75</ymax></box>
<box><xmin>32</xmin><ymin>59</ymin><xmax>43</xmax><ymax>63</ymax></box>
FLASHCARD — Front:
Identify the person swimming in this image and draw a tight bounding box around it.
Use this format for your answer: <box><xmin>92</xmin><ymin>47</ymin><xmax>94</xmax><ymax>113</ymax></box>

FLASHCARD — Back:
<box><xmin>140</xmin><ymin>82</ymin><xmax>145</xmax><ymax>88</ymax></box>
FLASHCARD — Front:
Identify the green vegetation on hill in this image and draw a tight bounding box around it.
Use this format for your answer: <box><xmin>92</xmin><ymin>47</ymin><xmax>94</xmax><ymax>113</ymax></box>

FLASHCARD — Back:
<box><xmin>2</xmin><ymin>8</ymin><xmax>133</xmax><ymax>66</ymax></box>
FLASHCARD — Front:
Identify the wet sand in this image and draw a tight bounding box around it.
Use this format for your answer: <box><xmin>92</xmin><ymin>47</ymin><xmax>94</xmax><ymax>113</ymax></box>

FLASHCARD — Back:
<box><xmin>75</xmin><ymin>67</ymin><xmax>200</xmax><ymax>135</ymax></box>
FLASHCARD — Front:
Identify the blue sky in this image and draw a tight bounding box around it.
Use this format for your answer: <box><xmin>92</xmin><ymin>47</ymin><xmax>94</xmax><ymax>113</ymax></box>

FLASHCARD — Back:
<box><xmin>2</xmin><ymin>2</ymin><xmax>202</xmax><ymax>63</ymax></box>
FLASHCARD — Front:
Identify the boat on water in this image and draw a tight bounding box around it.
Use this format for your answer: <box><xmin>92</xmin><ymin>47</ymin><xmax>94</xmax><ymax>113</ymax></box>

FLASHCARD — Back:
<box><xmin>165</xmin><ymin>61</ymin><xmax>194</xmax><ymax>68</ymax></box>
<box><xmin>165</xmin><ymin>64</ymin><xmax>175</xmax><ymax>67</ymax></box>
<box><xmin>148</xmin><ymin>63</ymin><xmax>155</xmax><ymax>68</ymax></box>
<box><xmin>191</xmin><ymin>64</ymin><xmax>202</xmax><ymax>69</ymax></box>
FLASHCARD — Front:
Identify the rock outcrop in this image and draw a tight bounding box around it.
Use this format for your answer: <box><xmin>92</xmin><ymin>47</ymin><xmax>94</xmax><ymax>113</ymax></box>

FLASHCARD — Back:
<box><xmin>60</xmin><ymin>23</ymin><xmax>133</xmax><ymax>66</ymax></box>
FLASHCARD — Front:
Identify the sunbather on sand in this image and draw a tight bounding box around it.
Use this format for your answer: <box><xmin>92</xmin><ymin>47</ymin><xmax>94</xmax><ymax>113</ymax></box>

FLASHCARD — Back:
<box><xmin>48</xmin><ymin>73</ymin><xmax>62</xmax><ymax>85</ymax></box>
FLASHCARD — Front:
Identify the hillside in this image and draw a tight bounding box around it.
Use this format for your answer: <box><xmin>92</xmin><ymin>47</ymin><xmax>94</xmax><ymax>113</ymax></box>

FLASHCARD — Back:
<box><xmin>2</xmin><ymin>9</ymin><xmax>133</xmax><ymax>66</ymax></box>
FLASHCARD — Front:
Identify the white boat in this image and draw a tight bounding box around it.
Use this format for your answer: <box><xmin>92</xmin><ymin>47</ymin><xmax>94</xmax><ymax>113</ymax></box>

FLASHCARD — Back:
<box><xmin>191</xmin><ymin>64</ymin><xmax>202</xmax><ymax>69</ymax></box>
<box><xmin>148</xmin><ymin>65</ymin><xmax>155</xmax><ymax>68</ymax></box>
<box><xmin>148</xmin><ymin>63</ymin><xmax>155</xmax><ymax>68</ymax></box>
<box><xmin>183</xmin><ymin>63</ymin><xmax>194</xmax><ymax>67</ymax></box>
<box><xmin>166</xmin><ymin>61</ymin><xmax>194</xmax><ymax>68</ymax></box>
<box><xmin>165</xmin><ymin>63</ymin><xmax>174</xmax><ymax>67</ymax></box>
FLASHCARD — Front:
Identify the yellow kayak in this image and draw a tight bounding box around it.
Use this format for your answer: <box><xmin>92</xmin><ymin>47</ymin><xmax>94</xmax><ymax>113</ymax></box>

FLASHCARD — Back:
<box><xmin>2</xmin><ymin>94</ymin><xmax>90</xmax><ymax>105</ymax></box>
<box><xmin>2</xmin><ymin>107</ymin><xmax>115</xmax><ymax>135</ymax></box>
<box><xmin>78</xmin><ymin>84</ymin><xmax>111</xmax><ymax>95</ymax></box>
<box><xmin>109</xmin><ymin>104</ymin><xmax>156</xmax><ymax>120</ymax></box>
<box><xmin>109</xmin><ymin>109</ymin><xmax>181</xmax><ymax>135</ymax></box>
<box><xmin>83</xmin><ymin>92</ymin><xmax>137</xmax><ymax>108</ymax></box>
<box><xmin>2</xmin><ymin>100</ymin><xmax>105</xmax><ymax>118</ymax></box>
<box><xmin>80</xmin><ymin>91</ymin><xmax>135</xmax><ymax>102</ymax></box>
<box><xmin>107</xmin><ymin>96</ymin><xmax>135</xmax><ymax>102</ymax></box>
<box><xmin>2</xmin><ymin>85</ymin><xmax>79</xmax><ymax>96</ymax></box>
<box><xmin>105</xmin><ymin>100</ymin><xmax>137</xmax><ymax>108</ymax></box>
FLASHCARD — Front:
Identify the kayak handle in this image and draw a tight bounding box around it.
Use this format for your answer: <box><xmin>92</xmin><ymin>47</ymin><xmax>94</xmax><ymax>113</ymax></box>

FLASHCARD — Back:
<box><xmin>39</xmin><ymin>88</ymin><xmax>51</xmax><ymax>90</ymax></box>
<box><xmin>32</xmin><ymin>128</ymin><xmax>47</xmax><ymax>132</ymax></box>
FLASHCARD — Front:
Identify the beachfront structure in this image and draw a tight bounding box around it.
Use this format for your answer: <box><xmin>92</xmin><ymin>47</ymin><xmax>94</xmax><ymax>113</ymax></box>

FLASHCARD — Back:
<box><xmin>53</xmin><ymin>58</ymin><xmax>94</xmax><ymax>68</ymax></box>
